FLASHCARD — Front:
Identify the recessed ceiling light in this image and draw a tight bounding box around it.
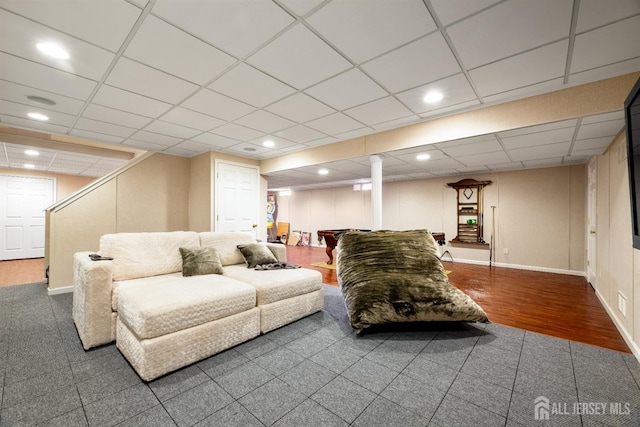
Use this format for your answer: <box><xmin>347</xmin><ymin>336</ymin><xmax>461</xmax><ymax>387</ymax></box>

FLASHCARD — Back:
<box><xmin>24</xmin><ymin>149</ymin><xmax>40</xmax><ymax>156</ymax></box>
<box><xmin>36</xmin><ymin>42</ymin><xmax>70</xmax><ymax>59</ymax></box>
<box><xmin>262</xmin><ymin>140</ymin><xmax>275</xmax><ymax>148</ymax></box>
<box><xmin>27</xmin><ymin>112</ymin><xmax>49</xmax><ymax>121</ymax></box>
<box><xmin>24</xmin><ymin>164</ymin><xmax>35</xmax><ymax>169</ymax></box>
<box><xmin>27</xmin><ymin>95</ymin><xmax>56</xmax><ymax>106</ymax></box>
<box><xmin>318</xmin><ymin>168</ymin><xmax>329</xmax><ymax>175</ymax></box>
<box><xmin>423</xmin><ymin>91</ymin><xmax>443</xmax><ymax>104</ymax></box>
<box><xmin>416</xmin><ymin>153</ymin><xmax>431</xmax><ymax>161</ymax></box>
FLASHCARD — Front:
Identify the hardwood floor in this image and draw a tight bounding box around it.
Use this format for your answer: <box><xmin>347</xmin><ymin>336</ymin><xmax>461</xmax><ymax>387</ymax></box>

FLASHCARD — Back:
<box><xmin>286</xmin><ymin>245</ymin><xmax>631</xmax><ymax>354</ymax></box>
<box><xmin>0</xmin><ymin>258</ymin><xmax>45</xmax><ymax>287</ymax></box>
<box><xmin>3</xmin><ymin>248</ymin><xmax>630</xmax><ymax>354</ymax></box>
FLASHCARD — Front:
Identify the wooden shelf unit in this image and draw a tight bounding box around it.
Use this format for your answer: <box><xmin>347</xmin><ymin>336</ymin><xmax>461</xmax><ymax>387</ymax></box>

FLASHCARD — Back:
<box><xmin>447</xmin><ymin>178</ymin><xmax>492</xmax><ymax>245</ymax></box>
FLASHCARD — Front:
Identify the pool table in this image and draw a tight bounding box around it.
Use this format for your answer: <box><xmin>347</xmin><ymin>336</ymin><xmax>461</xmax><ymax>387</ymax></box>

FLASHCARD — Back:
<box><xmin>317</xmin><ymin>229</ymin><xmax>371</xmax><ymax>265</ymax></box>
<box><xmin>317</xmin><ymin>229</ymin><xmax>446</xmax><ymax>265</ymax></box>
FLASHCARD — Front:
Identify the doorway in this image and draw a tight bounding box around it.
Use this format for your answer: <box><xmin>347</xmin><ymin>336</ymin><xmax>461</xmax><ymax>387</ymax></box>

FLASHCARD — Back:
<box><xmin>0</xmin><ymin>175</ymin><xmax>54</xmax><ymax>260</ymax></box>
<box><xmin>587</xmin><ymin>160</ymin><xmax>597</xmax><ymax>287</ymax></box>
<box><xmin>214</xmin><ymin>161</ymin><xmax>260</xmax><ymax>237</ymax></box>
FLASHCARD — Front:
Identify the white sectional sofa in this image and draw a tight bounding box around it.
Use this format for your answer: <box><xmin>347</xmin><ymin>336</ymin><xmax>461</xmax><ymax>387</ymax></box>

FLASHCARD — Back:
<box><xmin>72</xmin><ymin>231</ymin><xmax>323</xmax><ymax>381</ymax></box>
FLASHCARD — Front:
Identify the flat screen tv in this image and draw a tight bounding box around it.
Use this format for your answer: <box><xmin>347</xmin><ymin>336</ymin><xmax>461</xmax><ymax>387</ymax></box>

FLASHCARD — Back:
<box><xmin>625</xmin><ymin>77</ymin><xmax>640</xmax><ymax>249</ymax></box>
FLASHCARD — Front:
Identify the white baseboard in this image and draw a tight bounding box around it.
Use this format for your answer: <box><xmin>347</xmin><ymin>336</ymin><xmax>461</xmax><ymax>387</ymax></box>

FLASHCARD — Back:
<box><xmin>47</xmin><ymin>285</ymin><xmax>73</xmax><ymax>295</ymax></box>
<box><xmin>594</xmin><ymin>288</ymin><xmax>640</xmax><ymax>362</ymax></box>
<box><xmin>450</xmin><ymin>257</ymin><xmax>586</xmax><ymax>277</ymax></box>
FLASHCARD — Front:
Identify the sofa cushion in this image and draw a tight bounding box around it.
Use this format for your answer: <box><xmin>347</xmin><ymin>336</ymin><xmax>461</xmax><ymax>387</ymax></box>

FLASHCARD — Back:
<box><xmin>237</xmin><ymin>243</ymin><xmax>278</xmax><ymax>268</ymax></box>
<box><xmin>179</xmin><ymin>246</ymin><xmax>224</xmax><ymax>276</ymax></box>
<box><xmin>199</xmin><ymin>232</ymin><xmax>257</xmax><ymax>266</ymax></box>
<box><xmin>101</xmin><ymin>231</ymin><xmax>199</xmax><ymax>281</ymax></box>
<box><xmin>117</xmin><ymin>273</ymin><xmax>256</xmax><ymax>340</ymax></box>
<box><xmin>223</xmin><ymin>264</ymin><xmax>322</xmax><ymax>305</ymax></box>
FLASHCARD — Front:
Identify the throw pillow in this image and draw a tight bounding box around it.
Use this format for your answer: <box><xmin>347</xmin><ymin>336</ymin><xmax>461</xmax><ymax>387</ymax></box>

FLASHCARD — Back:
<box><xmin>179</xmin><ymin>246</ymin><xmax>224</xmax><ymax>276</ymax></box>
<box><xmin>237</xmin><ymin>243</ymin><xmax>278</xmax><ymax>268</ymax></box>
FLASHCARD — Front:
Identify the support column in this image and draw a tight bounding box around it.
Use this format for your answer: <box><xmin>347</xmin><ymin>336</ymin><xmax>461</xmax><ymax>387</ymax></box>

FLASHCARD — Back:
<box><xmin>370</xmin><ymin>155</ymin><xmax>383</xmax><ymax>230</ymax></box>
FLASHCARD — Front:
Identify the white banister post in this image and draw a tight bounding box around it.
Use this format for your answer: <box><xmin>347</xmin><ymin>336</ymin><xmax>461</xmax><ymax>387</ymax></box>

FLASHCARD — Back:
<box><xmin>370</xmin><ymin>155</ymin><xmax>383</xmax><ymax>230</ymax></box>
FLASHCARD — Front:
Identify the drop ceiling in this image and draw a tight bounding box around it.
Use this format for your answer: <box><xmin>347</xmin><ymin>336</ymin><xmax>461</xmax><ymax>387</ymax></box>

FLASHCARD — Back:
<box><xmin>0</xmin><ymin>0</ymin><xmax>639</xmax><ymax>186</ymax></box>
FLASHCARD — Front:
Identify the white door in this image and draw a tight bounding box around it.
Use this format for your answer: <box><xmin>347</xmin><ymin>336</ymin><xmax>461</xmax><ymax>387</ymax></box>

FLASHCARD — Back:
<box><xmin>587</xmin><ymin>161</ymin><xmax>597</xmax><ymax>286</ymax></box>
<box><xmin>0</xmin><ymin>175</ymin><xmax>55</xmax><ymax>260</ymax></box>
<box><xmin>215</xmin><ymin>161</ymin><xmax>259</xmax><ymax>236</ymax></box>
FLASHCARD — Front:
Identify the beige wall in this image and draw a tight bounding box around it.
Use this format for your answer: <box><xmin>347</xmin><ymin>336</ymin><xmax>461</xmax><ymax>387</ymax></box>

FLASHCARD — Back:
<box><xmin>0</xmin><ymin>168</ymin><xmax>95</xmax><ymax>201</ymax></box>
<box><xmin>276</xmin><ymin>165</ymin><xmax>585</xmax><ymax>273</ymax></box>
<box><xmin>47</xmin><ymin>153</ymin><xmax>191</xmax><ymax>289</ymax></box>
<box><xmin>595</xmin><ymin>133</ymin><xmax>639</xmax><ymax>356</ymax></box>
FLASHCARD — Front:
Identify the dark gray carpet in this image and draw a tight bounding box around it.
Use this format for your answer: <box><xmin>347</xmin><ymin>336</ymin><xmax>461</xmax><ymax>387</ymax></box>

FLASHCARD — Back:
<box><xmin>1</xmin><ymin>282</ymin><xmax>640</xmax><ymax>426</ymax></box>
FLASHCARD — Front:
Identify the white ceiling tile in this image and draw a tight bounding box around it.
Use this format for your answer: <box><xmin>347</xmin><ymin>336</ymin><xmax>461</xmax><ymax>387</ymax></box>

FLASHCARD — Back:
<box><xmin>144</xmin><ymin>120</ymin><xmax>201</xmax><ymax>139</ymax></box>
<box><xmin>439</xmin><ymin>139</ymin><xmax>503</xmax><ymax>157</ymax></box>
<box><xmin>305</xmin><ymin>113</ymin><xmax>364</xmax><ymax>135</ymax></box>
<box><xmin>223</xmin><ymin>142</ymin><xmax>270</xmax><ymax>158</ymax></box>
<box><xmin>191</xmin><ymin>133</ymin><xmax>241</xmax><ymax>150</ymax></box>
<box><xmin>152</xmin><ymin>0</ymin><xmax>294</xmax><ymax>58</ymax></box>
<box><xmin>69</xmin><ymin>129</ymin><xmax>125</xmax><ymax>145</ymax></box>
<box><xmin>265</xmin><ymin>93</ymin><xmax>335</xmax><ymax>123</ymax></box>
<box><xmin>568</xmin><ymin>57</ymin><xmax>640</xmax><ymax>86</ymax></box>
<box><xmin>162</xmin><ymin>146</ymin><xmax>199</xmax><ymax>157</ymax></box>
<box><xmin>436</xmin><ymin>134</ymin><xmax>498</xmax><ymax>148</ymax></box>
<box><xmin>82</xmin><ymin>104</ymin><xmax>153</xmax><ymax>129</ymax></box>
<box><xmin>274</xmin><ymin>125</ymin><xmax>326</xmax><ymax>143</ymax></box>
<box><xmin>430</xmin><ymin>0</ymin><xmax>502</xmax><ymax>26</ymax></box>
<box><xmin>75</xmin><ymin>117</ymin><xmax>136</xmax><ymax>138</ymax></box>
<box><xmin>581</xmin><ymin>111</ymin><xmax>624</xmax><ymax>124</ymax></box>
<box><xmin>278</xmin><ymin>0</ymin><xmax>324</xmax><ymax>16</ymax></box>
<box><xmin>508</xmin><ymin>142</ymin><xmax>571</xmax><ymax>161</ymax></box>
<box><xmin>172</xmin><ymin>140</ymin><xmax>213</xmax><ymax>153</ymax></box>
<box><xmin>501</xmin><ymin>127</ymin><xmax>576</xmax><ymax>150</ymax></box>
<box><xmin>481</xmin><ymin>78</ymin><xmax>564</xmax><ymax>105</ymax></box>
<box><xmin>129</xmin><ymin>0</ymin><xmax>149</xmax><ymax>8</ymax></box>
<box><xmin>455</xmin><ymin>151</ymin><xmax>511</xmax><ymax>166</ymax></box>
<box><xmin>247</xmin><ymin>24</ymin><xmax>352</xmax><ymax>90</ymax></box>
<box><xmin>160</xmin><ymin>107</ymin><xmax>226</xmax><ymax>131</ymax></box>
<box><xmin>470</xmin><ymin>40</ymin><xmax>569</xmax><ymax>97</ymax></box>
<box><xmin>234</xmin><ymin>110</ymin><xmax>295</xmax><ymax>134</ymax></box>
<box><xmin>122</xmin><ymin>139</ymin><xmax>168</xmax><ymax>151</ymax></box>
<box><xmin>419</xmin><ymin>100</ymin><xmax>481</xmax><ymax>119</ymax></box>
<box><xmin>0</xmin><ymin>99</ymin><xmax>75</xmax><ymax>127</ymax></box>
<box><xmin>522</xmin><ymin>158</ymin><xmax>564</xmax><ymax>168</ymax></box>
<box><xmin>421</xmin><ymin>158</ymin><xmax>465</xmax><ymax>170</ymax></box>
<box><xmin>0</xmin><ymin>80</ymin><xmax>84</xmax><ymax>116</ymax></box>
<box><xmin>447</xmin><ymin>0</ymin><xmax>573</xmax><ymax>69</ymax></box>
<box><xmin>571</xmin><ymin>16</ymin><xmax>640</xmax><ymax>74</ymax></box>
<box><xmin>106</xmin><ymin>58</ymin><xmax>199</xmax><ymax>104</ymax></box>
<box><xmin>572</xmin><ymin>137</ymin><xmax>614</xmax><ymax>152</ymax></box>
<box><xmin>210</xmin><ymin>123</ymin><xmax>264</xmax><ymax>141</ymax></box>
<box><xmin>333</xmin><ymin>127</ymin><xmax>372</xmax><ymax>141</ymax></box>
<box><xmin>307</xmin><ymin>0</ymin><xmax>435</xmax><ymax>63</ymax></box>
<box><xmin>0</xmin><ymin>9</ymin><xmax>115</xmax><ymax>81</ymax></box>
<box><xmin>576</xmin><ymin>120</ymin><xmax>625</xmax><ymax>140</ymax></box>
<box><xmin>362</xmin><ymin>33</ymin><xmax>461</xmax><ymax>93</ymax></box>
<box><xmin>0</xmin><ymin>52</ymin><xmax>97</xmax><ymax>100</ymax></box>
<box><xmin>305</xmin><ymin>68</ymin><xmax>388</xmax><ymax>110</ymax></box>
<box><xmin>563</xmin><ymin>155</ymin><xmax>592</xmax><ymax>164</ymax></box>
<box><xmin>572</xmin><ymin>147</ymin><xmax>607</xmax><ymax>156</ymax></box>
<box><xmin>181</xmin><ymin>89</ymin><xmax>255</xmax><ymax>121</ymax></box>
<box><xmin>396</xmin><ymin>74</ymin><xmax>477</xmax><ymax>115</ymax></box>
<box><xmin>371</xmin><ymin>115</ymin><xmax>421</xmax><ymax>131</ymax></box>
<box><xmin>125</xmin><ymin>15</ymin><xmax>236</xmax><ymax>85</ymax></box>
<box><xmin>486</xmin><ymin>161</ymin><xmax>524</xmax><ymax>171</ymax></box>
<box><xmin>302</xmin><ymin>137</ymin><xmax>336</xmax><ymax>147</ymax></box>
<box><xmin>344</xmin><ymin>97</ymin><xmax>414</xmax><ymax>126</ymax></box>
<box><xmin>576</xmin><ymin>0</ymin><xmax>640</xmax><ymax>32</ymax></box>
<box><xmin>0</xmin><ymin>114</ymin><xmax>69</xmax><ymax>135</ymax></box>
<box><xmin>499</xmin><ymin>119</ymin><xmax>578</xmax><ymax>138</ymax></box>
<box><xmin>208</xmin><ymin>63</ymin><xmax>295</xmax><ymax>108</ymax></box>
<box><xmin>249</xmin><ymin>136</ymin><xmax>299</xmax><ymax>151</ymax></box>
<box><xmin>0</xmin><ymin>0</ymin><xmax>140</xmax><ymax>52</ymax></box>
<box><xmin>129</xmin><ymin>130</ymin><xmax>183</xmax><ymax>146</ymax></box>
<box><xmin>92</xmin><ymin>85</ymin><xmax>172</xmax><ymax>118</ymax></box>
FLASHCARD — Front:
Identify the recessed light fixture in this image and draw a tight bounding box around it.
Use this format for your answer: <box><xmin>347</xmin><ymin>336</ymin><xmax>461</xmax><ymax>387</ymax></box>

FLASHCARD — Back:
<box><xmin>416</xmin><ymin>153</ymin><xmax>431</xmax><ymax>161</ymax></box>
<box><xmin>262</xmin><ymin>140</ymin><xmax>275</xmax><ymax>148</ymax></box>
<box><xmin>318</xmin><ymin>168</ymin><xmax>329</xmax><ymax>175</ymax></box>
<box><xmin>24</xmin><ymin>149</ymin><xmax>40</xmax><ymax>156</ymax></box>
<box><xmin>27</xmin><ymin>112</ymin><xmax>49</xmax><ymax>121</ymax></box>
<box><xmin>423</xmin><ymin>91</ymin><xmax>443</xmax><ymax>104</ymax></box>
<box><xmin>24</xmin><ymin>164</ymin><xmax>35</xmax><ymax>169</ymax></box>
<box><xmin>36</xmin><ymin>42</ymin><xmax>70</xmax><ymax>59</ymax></box>
<box><xmin>27</xmin><ymin>95</ymin><xmax>56</xmax><ymax>106</ymax></box>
